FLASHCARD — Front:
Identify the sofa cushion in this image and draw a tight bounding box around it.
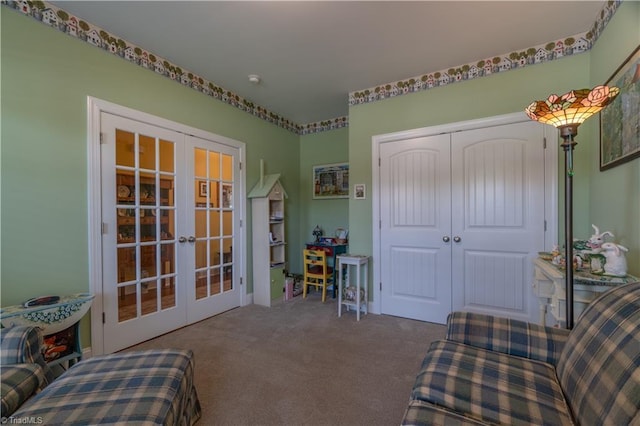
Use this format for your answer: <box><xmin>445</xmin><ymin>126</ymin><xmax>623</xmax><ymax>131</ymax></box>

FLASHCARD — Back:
<box><xmin>557</xmin><ymin>282</ymin><xmax>640</xmax><ymax>426</ymax></box>
<box><xmin>410</xmin><ymin>340</ymin><xmax>574</xmax><ymax>425</ymax></box>
<box><xmin>1</xmin><ymin>364</ymin><xmax>44</xmax><ymax>417</ymax></box>
<box><xmin>446</xmin><ymin>311</ymin><xmax>570</xmax><ymax>365</ymax></box>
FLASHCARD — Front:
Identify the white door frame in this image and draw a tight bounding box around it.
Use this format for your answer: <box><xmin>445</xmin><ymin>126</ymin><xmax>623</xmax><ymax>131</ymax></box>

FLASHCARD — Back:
<box><xmin>87</xmin><ymin>96</ymin><xmax>247</xmax><ymax>356</ymax></box>
<box><xmin>371</xmin><ymin>112</ymin><xmax>558</xmax><ymax>316</ymax></box>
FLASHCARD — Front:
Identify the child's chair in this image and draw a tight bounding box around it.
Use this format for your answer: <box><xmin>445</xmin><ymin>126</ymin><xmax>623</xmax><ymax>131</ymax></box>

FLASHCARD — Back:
<box><xmin>302</xmin><ymin>249</ymin><xmax>334</xmax><ymax>302</ymax></box>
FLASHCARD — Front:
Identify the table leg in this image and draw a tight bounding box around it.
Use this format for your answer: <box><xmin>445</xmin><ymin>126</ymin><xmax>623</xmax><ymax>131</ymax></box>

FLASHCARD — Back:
<box><xmin>338</xmin><ymin>260</ymin><xmax>343</xmax><ymax>317</ymax></box>
<box><xmin>364</xmin><ymin>262</ymin><xmax>368</xmax><ymax>315</ymax></box>
<box><xmin>356</xmin><ymin>264</ymin><xmax>361</xmax><ymax>321</ymax></box>
<box><xmin>539</xmin><ymin>300</ymin><xmax>547</xmax><ymax>326</ymax></box>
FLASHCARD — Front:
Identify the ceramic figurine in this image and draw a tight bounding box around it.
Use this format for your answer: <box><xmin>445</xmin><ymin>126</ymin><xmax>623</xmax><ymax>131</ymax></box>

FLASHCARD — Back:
<box><xmin>600</xmin><ymin>242</ymin><xmax>628</xmax><ymax>277</ymax></box>
<box><xmin>580</xmin><ymin>224</ymin><xmax>614</xmax><ymax>273</ymax></box>
<box><xmin>586</xmin><ymin>224</ymin><xmax>614</xmax><ymax>253</ymax></box>
<box><xmin>551</xmin><ymin>244</ymin><xmax>562</xmax><ymax>265</ymax></box>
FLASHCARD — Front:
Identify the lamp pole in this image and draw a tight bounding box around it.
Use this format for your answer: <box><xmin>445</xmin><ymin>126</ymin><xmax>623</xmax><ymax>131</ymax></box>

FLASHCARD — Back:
<box><xmin>560</xmin><ymin>124</ymin><xmax>578</xmax><ymax>330</ymax></box>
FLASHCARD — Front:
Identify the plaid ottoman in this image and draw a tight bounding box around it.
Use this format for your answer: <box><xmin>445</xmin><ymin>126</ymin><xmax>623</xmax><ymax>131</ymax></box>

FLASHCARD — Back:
<box><xmin>11</xmin><ymin>349</ymin><xmax>201</xmax><ymax>426</ymax></box>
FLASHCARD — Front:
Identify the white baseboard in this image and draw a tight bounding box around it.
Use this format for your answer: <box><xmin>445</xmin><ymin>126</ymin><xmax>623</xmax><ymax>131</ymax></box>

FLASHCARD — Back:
<box><xmin>244</xmin><ymin>292</ymin><xmax>254</xmax><ymax>306</ymax></box>
<box><xmin>82</xmin><ymin>346</ymin><xmax>92</xmax><ymax>359</ymax></box>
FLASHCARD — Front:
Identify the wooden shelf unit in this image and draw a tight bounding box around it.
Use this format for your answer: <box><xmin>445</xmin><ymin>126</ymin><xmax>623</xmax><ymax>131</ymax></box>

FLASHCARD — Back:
<box><xmin>249</xmin><ymin>174</ymin><xmax>288</xmax><ymax>307</ymax></box>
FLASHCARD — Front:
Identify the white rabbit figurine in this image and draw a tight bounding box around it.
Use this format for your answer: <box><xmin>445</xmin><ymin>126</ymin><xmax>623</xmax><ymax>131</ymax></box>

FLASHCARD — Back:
<box><xmin>586</xmin><ymin>224</ymin><xmax>614</xmax><ymax>253</ymax></box>
<box><xmin>600</xmin><ymin>242</ymin><xmax>628</xmax><ymax>277</ymax></box>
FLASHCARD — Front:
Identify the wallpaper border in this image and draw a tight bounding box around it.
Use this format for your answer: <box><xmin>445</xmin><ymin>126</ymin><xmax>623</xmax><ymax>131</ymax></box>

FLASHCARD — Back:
<box><xmin>2</xmin><ymin>0</ymin><xmax>621</xmax><ymax>135</ymax></box>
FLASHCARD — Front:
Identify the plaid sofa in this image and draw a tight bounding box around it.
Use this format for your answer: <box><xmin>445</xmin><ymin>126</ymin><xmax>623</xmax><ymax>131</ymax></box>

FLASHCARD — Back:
<box><xmin>1</xmin><ymin>326</ymin><xmax>202</xmax><ymax>425</ymax></box>
<box><xmin>402</xmin><ymin>282</ymin><xmax>640</xmax><ymax>425</ymax></box>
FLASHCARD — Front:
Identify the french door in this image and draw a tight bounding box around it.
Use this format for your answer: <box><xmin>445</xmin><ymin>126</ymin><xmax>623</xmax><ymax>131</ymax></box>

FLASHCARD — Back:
<box><xmin>100</xmin><ymin>112</ymin><xmax>241</xmax><ymax>353</ymax></box>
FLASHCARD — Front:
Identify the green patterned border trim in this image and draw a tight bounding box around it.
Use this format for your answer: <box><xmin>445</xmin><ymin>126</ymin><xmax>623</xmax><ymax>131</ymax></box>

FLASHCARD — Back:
<box><xmin>2</xmin><ymin>0</ymin><xmax>347</xmax><ymax>134</ymax></box>
<box><xmin>3</xmin><ymin>0</ymin><xmax>620</xmax><ymax>134</ymax></box>
<box><xmin>350</xmin><ymin>1</ymin><xmax>620</xmax><ymax>106</ymax></box>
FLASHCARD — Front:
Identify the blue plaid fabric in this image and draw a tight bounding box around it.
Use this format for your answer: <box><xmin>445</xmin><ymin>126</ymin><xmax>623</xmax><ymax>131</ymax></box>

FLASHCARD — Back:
<box><xmin>402</xmin><ymin>399</ymin><xmax>488</xmax><ymax>426</ymax></box>
<box><xmin>446</xmin><ymin>311</ymin><xmax>570</xmax><ymax>366</ymax></box>
<box><xmin>12</xmin><ymin>349</ymin><xmax>202</xmax><ymax>426</ymax></box>
<box><xmin>409</xmin><ymin>340</ymin><xmax>573</xmax><ymax>425</ymax></box>
<box><xmin>1</xmin><ymin>364</ymin><xmax>44</xmax><ymax>417</ymax></box>
<box><xmin>403</xmin><ymin>282</ymin><xmax>640</xmax><ymax>426</ymax></box>
<box><xmin>557</xmin><ymin>282</ymin><xmax>640</xmax><ymax>426</ymax></box>
<box><xmin>0</xmin><ymin>326</ymin><xmax>54</xmax><ymax>384</ymax></box>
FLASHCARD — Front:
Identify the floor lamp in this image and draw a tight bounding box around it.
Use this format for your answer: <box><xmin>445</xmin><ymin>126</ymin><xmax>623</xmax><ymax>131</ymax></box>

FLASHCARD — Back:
<box><xmin>525</xmin><ymin>86</ymin><xmax>619</xmax><ymax>329</ymax></box>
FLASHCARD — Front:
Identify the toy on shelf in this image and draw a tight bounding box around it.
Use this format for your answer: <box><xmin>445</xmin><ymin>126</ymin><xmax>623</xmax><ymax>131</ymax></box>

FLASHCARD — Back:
<box><xmin>312</xmin><ymin>225</ymin><xmax>323</xmax><ymax>243</ymax></box>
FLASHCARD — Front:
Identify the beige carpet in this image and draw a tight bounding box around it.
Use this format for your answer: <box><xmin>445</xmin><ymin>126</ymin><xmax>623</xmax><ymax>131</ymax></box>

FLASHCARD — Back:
<box><xmin>126</xmin><ymin>292</ymin><xmax>446</xmax><ymax>426</ymax></box>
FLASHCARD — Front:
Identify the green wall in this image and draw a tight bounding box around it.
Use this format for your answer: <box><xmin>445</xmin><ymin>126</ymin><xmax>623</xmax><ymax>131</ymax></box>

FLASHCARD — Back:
<box><xmin>2</xmin><ymin>1</ymin><xmax>638</xmax><ymax>349</ymax></box>
<box><xmin>298</xmin><ymin>127</ymin><xmax>349</xmax><ymax>265</ymax></box>
<box><xmin>1</xmin><ymin>9</ymin><xmax>301</xmax><ymax>312</ymax></box>
<box><xmin>348</xmin><ymin>1</ymin><xmax>640</xmax><ymax>279</ymax></box>
<box><xmin>588</xmin><ymin>1</ymin><xmax>640</xmax><ymax>276</ymax></box>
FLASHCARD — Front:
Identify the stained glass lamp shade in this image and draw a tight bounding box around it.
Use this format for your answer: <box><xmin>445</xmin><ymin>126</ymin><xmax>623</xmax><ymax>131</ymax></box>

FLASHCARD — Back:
<box><xmin>526</xmin><ymin>86</ymin><xmax>619</xmax><ymax>129</ymax></box>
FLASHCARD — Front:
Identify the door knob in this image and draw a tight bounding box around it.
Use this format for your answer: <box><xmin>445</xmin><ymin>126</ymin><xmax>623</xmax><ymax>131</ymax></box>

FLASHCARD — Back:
<box><xmin>442</xmin><ymin>236</ymin><xmax>450</xmax><ymax>242</ymax></box>
<box><xmin>188</xmin><ymin>236</ymin><xmax>196</xmax><ymax>243</ymax></box>
<box><xmin>453</xmin><ymin>236</ymin><xmax>462</xmax><ymax>243</ymax></box>
<box><xmin>178</xmin><ymin>236</ymin><xmax>187</xmax><ymax>243</ymax></box>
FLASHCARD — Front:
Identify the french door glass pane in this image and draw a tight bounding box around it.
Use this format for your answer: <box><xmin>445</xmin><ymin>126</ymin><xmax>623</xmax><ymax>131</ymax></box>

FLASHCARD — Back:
<box><xmin>115</xmin><ymin>128</ymin><xmax>176</xmax><ymax>321</ymax></box>
<box><xmin>194</xmin><ymin>148</ymin><xmax>234</xmax><ymax>300</ymax></box>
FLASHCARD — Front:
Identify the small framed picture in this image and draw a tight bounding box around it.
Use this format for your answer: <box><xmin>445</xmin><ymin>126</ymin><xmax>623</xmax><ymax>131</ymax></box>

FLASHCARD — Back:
<box><xmin>354</xmin><ymin>184</ymin><xmax>366</xmax><ymax>200</ymax></box>
<box><xmin>199</xmin><ymin>181</ymin><xmax>208</xmax><ymax>197</ymax></box>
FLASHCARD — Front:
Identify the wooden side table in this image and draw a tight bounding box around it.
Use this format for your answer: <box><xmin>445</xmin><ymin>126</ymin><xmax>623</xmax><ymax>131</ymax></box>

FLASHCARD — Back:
<box><xmin>337</xmin><ymin>254</ymin><xmax>369</xmax><ymax>321</ymax></box>
<box><xmin>532</xmin><ymin>257</ymin><xmax>639</xmax><ymax>326</ymax></box>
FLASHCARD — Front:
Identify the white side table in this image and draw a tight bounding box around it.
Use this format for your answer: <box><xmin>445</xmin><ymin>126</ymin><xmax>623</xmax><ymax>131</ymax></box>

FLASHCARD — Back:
<box><xmin>337</xmin><ymin>254</ymin><xmax>369</xmax><ymax>321</ymax></box>
<box><xmin>532</xmin><ymin>257</ymin><xmax>638</xmax><ymax>326</ymax></box>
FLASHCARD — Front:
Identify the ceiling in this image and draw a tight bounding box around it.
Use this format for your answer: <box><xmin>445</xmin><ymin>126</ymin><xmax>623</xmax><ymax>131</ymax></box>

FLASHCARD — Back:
<box><xmin>50</xmin><ymin>1</ymin><xmax>607</xmax><ymax>126</ymax></box>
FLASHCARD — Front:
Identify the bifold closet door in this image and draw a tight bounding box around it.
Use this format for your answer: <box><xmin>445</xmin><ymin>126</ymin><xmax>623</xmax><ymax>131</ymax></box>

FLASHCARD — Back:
<box><xmin>450</xmin><ymin>121</ymin><xmax>544</xmax><ymax>322</ymax></box>
<box><xmin>379</xmin><ymin>120</ymin><xmax>545</xmax><ymax>324</ymax></box>
<box><xmin>379</xmin><ymin>134</ymin><xmax>453</xmax><ymax>323</ymax></box>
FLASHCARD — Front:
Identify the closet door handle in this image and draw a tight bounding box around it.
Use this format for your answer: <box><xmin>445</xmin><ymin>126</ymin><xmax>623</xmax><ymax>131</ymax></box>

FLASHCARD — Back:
<box><xmin>453</xmin><ymin>236</ymin><xmax>462</xmax><ymax>243</ymax></box>
<box><xmin>188</xmin><ymin>236</ymin><xmax>196</xmax><ymax>243</ymax></box>
<box><xmin>442</xmin><ymin>236</ymin><xmax>450</xmax><ymax>243</ymax></box>
<box><xmin>178</xmin><ymin>236</ymin><xmax>187</xmax><ymax>243</ymax></box>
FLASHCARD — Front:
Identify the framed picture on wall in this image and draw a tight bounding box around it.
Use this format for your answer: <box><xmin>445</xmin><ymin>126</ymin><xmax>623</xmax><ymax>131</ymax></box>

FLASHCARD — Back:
<box><xmin>198</xmin><ymin>181</ymin><xmax>208</xmax><ymax>197</ymax></box>
<box><xmin>600</xmin><ymin>45</ymin><xmax>640</xmax><ymax>171</ymax></box>
<box><xmin>354</xmin><ymin>184</ymin><xmax>366</xmax><ymax>199</ymax></box>
<box><xmin>313</xmin><ymin>163</ymin><xmax>349</xmax><ymax>199</ymax></box>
